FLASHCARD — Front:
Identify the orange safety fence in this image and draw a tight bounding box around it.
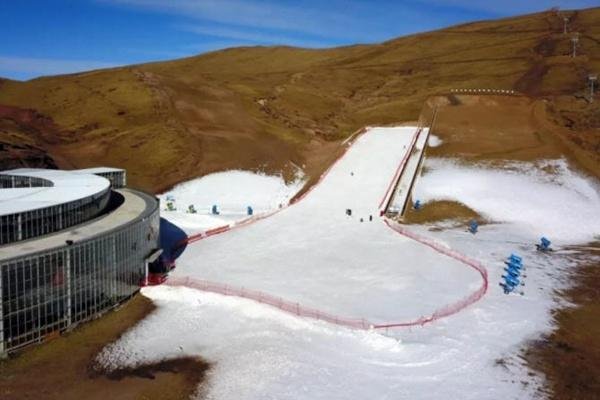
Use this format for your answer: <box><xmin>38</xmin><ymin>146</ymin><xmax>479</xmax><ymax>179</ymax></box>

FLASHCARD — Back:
<box><xmin>165</xmin><ymin>276</ymin><xmax>372</xmax><ymax>330</ymax></box>
<box><xmin>165</xmin><ymin>125</ymin><xmax>488</xmax><ymax>331</ymax></box>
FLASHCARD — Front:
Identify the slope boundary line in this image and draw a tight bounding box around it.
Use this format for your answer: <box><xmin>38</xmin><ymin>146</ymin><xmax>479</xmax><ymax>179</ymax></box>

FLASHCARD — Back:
<box><xmin>165</xmin><ymin>126</ymin><xmax>489</xmax><ymax>331</ymax></box>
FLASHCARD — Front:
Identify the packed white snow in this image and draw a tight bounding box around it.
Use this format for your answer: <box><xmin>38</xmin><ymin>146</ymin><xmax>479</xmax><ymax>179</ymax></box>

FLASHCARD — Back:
<box><xmin>98</xmin><ymin>127</ymin><xmax>600</xmax><ymax>400</ymax></box>
<box><xmin>163</xmin><ymin>127</ymin><xmax>480</xmax><ymax>322</ymax></box>
<box><xmin>98</xmin><ymin>284</ymin><xmax>547</xmax><ymax>400</ymax></box>
<box><xmin>412</xmin><ymin>158</ymin><xmax>600</xmax><ymax>244</ymax></box>
<box><xmin>428</xmin><ymin>134</ymin><xmax>443</xmax><ymax>147</ymax></box>
<box><xmin>159</xmin><ymin>170</ymin><xmax>305</xmax><ymax>234</ymax></box>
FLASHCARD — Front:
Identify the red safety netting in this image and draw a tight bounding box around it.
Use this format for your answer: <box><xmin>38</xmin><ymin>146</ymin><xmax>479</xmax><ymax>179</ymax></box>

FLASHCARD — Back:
<box><xmin>373</xmin><ymin>220</ymin><xmax>488</xmax><ymax>328</ymax></box>
<box><xmin>174</xmin><ymin>126</ymin><xmax>369</xmax><ymax>249</ymax></box>
<box><xmin>378</xmin><ymin>127</ymin><xmax>422</xmax><ymax>212</ymax></box>
<box><xmin>164</xmin><ymin>125</ymin><xmax>488</xmax><ymax>331</ymax></box>
<box><xmin>165</xmin><ymin>276</ymin><xmax>372</xmax><ymax>330</ymax></box>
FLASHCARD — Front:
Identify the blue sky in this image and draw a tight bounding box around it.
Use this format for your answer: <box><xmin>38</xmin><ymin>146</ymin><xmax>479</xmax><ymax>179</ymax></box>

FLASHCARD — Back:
<box><xmin>0</xmin><ymin>0</ymin><xmax>597</xmax><ymax>80</ymax></box>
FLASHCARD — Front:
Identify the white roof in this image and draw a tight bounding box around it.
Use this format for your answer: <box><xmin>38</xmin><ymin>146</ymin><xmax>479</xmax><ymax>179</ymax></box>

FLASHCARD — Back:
<box><xmin>0</xmin><ymin>168</ymin><xmax>111</xmax><ymax>216</ymax></box>
<box><xmin>0</xmin><ymin>189</ymin><xmax>153</xmax><ymax>261</ymax></box>
<box><xmin>75</xmin><ymin>167</ymin><xmax>125</xmax><ymax>174</ymax></box>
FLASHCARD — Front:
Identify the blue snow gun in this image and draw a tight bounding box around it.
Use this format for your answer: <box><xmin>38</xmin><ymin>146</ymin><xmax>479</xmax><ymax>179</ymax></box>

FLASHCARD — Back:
<box><xmin>413</xmin><ymin>200</ymin><xmax>421</xmax><ymax>210</ymax></box>
<box><xmin>468</xmin><ymin>220</ymin><xmax>478</xmax><ymax>234</ymax></box>
<box><xmin>211</xmin><ymin>204</ymin><xmax>220</xmax><ymax>215</ymax></box>
<box><xmin>247</xmin><ymin>206</ymin><xmax>253</xmax><ymax>216</ymax></box>
<box><xmin>509</xmin><ymin>253</ymin><xmax>522</xmax><ymax>263</ymax></box>
<box><xmin>504</xmin><ymin>267</ymin><xmax>520</xmax><ymax>278</ymax></box>
<box><xmin>503</xmin><ymin>274</ymin><xmax>521</xmax><ymax>288</ymax></box>
<box><xmin>500</xmin><ymin>282</ymin><xmax>515</xmax><ymax>294</ymax></box>
<box><xmin>536</xmin><ymin>237</ymin><xmax>552</xmax><ymax>252</ymax></box>
<box><xmin>504</xmin><ymin>253</ymin><xmax>522</xmax><ymax>268</ymax></box>
<box><xmin>504</xmin><ymin>259</ymin><xmax>523</xmax><ymax>270</ymax></box>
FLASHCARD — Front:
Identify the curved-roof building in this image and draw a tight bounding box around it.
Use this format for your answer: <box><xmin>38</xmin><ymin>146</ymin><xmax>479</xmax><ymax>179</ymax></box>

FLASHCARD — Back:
<box><xmin>0</xmin><ymin>167</ymin><xmax>160</xmax><ymax>355</ymax></box>
<box><xmin>0</xmin><ymin>169</ymin><xmax>112</xmax><ymax>245</ymax></box>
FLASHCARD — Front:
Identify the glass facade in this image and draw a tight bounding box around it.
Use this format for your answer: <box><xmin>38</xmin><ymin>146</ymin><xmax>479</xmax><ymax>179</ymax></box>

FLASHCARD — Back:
<box><xmin>0</xmin><ymin>183</ymin><xmax>111</xmax><ymax>245</ymax></box>
<box><xmin>93</xmin><ymin>170</ymin><xmax>126</xmax><ymax>189</ymax></box>
<box><xmin>0</xmin><ymin>175</ymin><xmax>53</xmax><ymax>189</ymax></box>
<box><xmin>0</xmin><ymin>190</ymin><xmax>159</xmax><ymax>355</ymax></box>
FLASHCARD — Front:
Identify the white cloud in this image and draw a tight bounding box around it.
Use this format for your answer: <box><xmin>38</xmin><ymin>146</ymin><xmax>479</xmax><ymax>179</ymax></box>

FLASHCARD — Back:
<box><xmin>178</xmin><ymin>24</ymin><xmax>334</xmax><ymax>48</ymax></box>
<box><xmin>0</xmin><ymin>55</ymin><xmax>120</xmax><ymax>78</ymax></box>
<box><xmin>98</xmin><ymin>0</ymin><xmax>363</xmax><ymax>40</ymax></box>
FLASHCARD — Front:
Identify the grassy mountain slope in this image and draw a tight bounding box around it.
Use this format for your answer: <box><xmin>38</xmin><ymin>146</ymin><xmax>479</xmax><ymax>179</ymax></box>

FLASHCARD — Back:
<box><xmin>0</xmin><ymin>7</ymin><xmax>598</xmax><ymax>192</ymax></box>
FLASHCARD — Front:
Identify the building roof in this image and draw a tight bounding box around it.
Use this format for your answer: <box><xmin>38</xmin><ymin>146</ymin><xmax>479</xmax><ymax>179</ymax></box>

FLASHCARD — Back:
<box><xmin>75</xmin><ymin>167</ymin><xmax>125</xmax><ymax>174</ymax></box>
<box><xmin>0</xmin><ymin>168</ymin><xmax>111</xmax><ymax>216</ymax></box>
<box><xmin>0</xmin><ymin>188</ymin><xmax>156</xmax><ymax>262</ymax></box>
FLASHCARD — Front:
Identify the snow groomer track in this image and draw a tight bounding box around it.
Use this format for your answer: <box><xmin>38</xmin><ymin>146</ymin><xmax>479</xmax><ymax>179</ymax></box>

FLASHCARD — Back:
<box><xmin>167</xmin><ymin>126</ymin><xmax>489</xmax><ymax>331</ymax></box>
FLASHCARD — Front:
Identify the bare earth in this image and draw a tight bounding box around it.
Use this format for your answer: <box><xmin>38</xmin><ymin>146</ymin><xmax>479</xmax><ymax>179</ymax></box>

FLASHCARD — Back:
<box><xmin>0</xmin><ymin>7</ymin><xmax>598</xmax><ymax>400</ymax></box>
<box><xmin>0</xmin><ymin>295</ymin><xmax>209</xmax><ymax>400</ymax></box>
<box><xmin>404</xmin><ymin>94</ymin><xmax>600</xmax><ymax>400</ymax></box>
<box><xmin>0</xmin><ymin>8</ymin><xmax>598</xmax><ymax>193</ymax></box>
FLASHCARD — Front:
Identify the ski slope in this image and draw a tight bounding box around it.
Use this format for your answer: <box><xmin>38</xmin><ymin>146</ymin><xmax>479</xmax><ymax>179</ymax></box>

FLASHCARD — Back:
<box><xmin>167</xmin><ymin>127</ymin><xmax>482</xmax><ymax>323</ymax></box>
<box><xmin>97</xmin><ymin>125</ymin><xmax>600</xmax><ymax>399</ymax></box>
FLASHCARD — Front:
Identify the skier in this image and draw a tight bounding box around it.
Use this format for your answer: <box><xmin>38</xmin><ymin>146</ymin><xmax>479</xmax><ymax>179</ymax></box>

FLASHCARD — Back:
<box><xmin>369</xmin><ymin>215</ymin><xmax>373</xmax><ymax>221</ymax></box>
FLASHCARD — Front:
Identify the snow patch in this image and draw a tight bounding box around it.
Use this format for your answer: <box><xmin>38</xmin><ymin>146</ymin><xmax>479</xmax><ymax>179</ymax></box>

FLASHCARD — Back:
<box><xmin>159</xmin><ymin>170</ymin><xmax>305</xmax><ymax>234</ymax></box>
<box><xmin>413</xmin><ymin>158</ymin><xmax>600</xmax><ymax>244</ymax></box>
<box><xmin>428</xmin><ymin>134</ymin><xmax>443</xmax><ymax>147</ymax></box>
<box><xmin>97</xmin><ymin>127</ymin><xmax>597</xmax><ymax>400</ymax></box>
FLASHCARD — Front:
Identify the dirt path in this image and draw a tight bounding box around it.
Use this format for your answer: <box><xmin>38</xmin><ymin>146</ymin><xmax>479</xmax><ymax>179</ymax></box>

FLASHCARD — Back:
<box><xmin>0</xmin><ymin>294</ymin><xmax>209</xmax><ymax>400</ymax></box>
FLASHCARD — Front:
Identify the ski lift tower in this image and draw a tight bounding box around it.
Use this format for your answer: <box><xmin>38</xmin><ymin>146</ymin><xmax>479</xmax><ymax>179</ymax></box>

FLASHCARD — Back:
<box><xmin>571</xmin><ymin>34</ymin><xmax>579</xmax><ymax>58</ymax></box>
<box><xmin>563</xmin><ymin>16</ymin><xmax>569</xmax><ymax>34</ymax></box>
<box><xmin>589</xmin><ymin>74</ymin><xmax>598</xmax><ymax>103</ymax></box>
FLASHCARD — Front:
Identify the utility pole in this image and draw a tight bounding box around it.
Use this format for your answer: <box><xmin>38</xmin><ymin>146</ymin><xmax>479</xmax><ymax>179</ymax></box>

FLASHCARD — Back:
<box><xmin>571</xmin><ymin>34</ymin><xmax>579</xmax><ymax>58</ymax></box>
<box><xmin>589</xmin><ymin>74</ymin><xmax>598</xmax><ymax>103</ymax></box>
<box><xmin>563</xmin><ymin>17</ymin><xmax>569</xmax><ymax>34</ymax></box>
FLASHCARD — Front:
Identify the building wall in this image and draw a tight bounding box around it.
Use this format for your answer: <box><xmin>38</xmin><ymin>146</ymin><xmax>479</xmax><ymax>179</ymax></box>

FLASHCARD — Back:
<box><xmin>0</xmin><ymin>190</ymin><xmax>159</xmax><ymax>355</ymax></box>
<box><xmin>92</xmin><ymin>170</ymin><xmax>126</xmax><ymax>189</ymax></box>
<box><xmin>0</xmin><ymin>175</ymin><xmax>53</xmax><ymax>189</ymax></box>
<box><xmin>0</xmin><ymin>186</ymin><xmax>111</xmax><ymax>245</ymax></box>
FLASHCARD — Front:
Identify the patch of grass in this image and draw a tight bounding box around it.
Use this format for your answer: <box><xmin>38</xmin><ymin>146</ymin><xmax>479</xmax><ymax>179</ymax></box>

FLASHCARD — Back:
<box><xmin>0</xmin><ymin>8</ymin><xmax>598</xmax><ymax>193</ymax></box>
<box><xmin>403</xmin><ymin>200</ymin><xmax>482</xmax><ymax>224</ymax></box>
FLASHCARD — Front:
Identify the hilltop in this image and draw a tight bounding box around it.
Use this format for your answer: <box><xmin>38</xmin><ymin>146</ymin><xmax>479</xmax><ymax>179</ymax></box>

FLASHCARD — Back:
<box><xmin>0</xmin><ymin>7</ymin><xmax>599</xmax><ymax>192</ymax></box>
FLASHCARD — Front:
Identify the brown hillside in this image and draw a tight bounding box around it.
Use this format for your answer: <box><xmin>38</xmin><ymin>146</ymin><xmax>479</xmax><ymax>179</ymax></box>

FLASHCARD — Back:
<box><xmin>0</xmin><ymin>7</ymin><xmax>598</xmax><ymax>192</ymax></box>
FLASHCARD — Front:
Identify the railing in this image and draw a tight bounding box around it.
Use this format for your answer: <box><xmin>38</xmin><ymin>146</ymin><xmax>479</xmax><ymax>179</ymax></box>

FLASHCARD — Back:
<box><xmin>378</xmin><ymin>127</ymin><xmax>422</xmax><ymax>214</ymax></box>
<box><xmin>0</xmin><ymin>174</ymin><xmax>53</xmax><ymax>188</ymax></box>
<box><xmin>165</xmin><ymin>276</ymin><xmax>372</xmax><ymax>330</ymax></box>
<box><xmin>450</xmin><ymin>88</ymin><xmax>519</xmax><ymax>95</ymax></box>
<box><xmin>168</xmin><ymin>125</ymin><xmax>489</xmax><ymax>331</ymax></box>
<box><xmin>175</xmin><ymin>126</ymin><xmax>367</xmax><ymax>250</ymax></box>
<box><xmin>374</xmin><ymin>220</ymin><xmax>488</xmax><ymax>328</ymax></box>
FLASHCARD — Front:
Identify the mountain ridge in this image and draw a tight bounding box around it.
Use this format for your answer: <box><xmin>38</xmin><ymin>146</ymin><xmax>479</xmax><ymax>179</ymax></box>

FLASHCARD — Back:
<box><xmin>0</xmin><ymin>7</ymin><xmax>598</xmax><ymax>192</ymax></box>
